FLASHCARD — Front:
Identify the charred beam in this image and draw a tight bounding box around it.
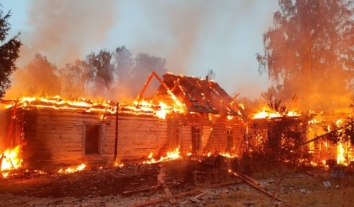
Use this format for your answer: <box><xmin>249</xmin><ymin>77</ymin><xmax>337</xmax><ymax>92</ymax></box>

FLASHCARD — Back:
<box><xmin>6</xmin><ymin>100</ymin><xmax>18</xmax><ymax>147</ymax></box>
<box><xmin>0</xmin><ymin>99</ymin><xmax>16</xmax><ymax>105</ymax></box>
<box><xmin>137</xmin><ymin>72</ymin><xmax>155</xmax><ymax>101</ymax></box>
<box><xmin>299</xmin><ymin>121</ymin><xmax>354</xmax><ymax>147</ymax></box>
<box><xmin>161</xmin><ymin>181</ymin><xmax>177</xmax><ymax>204</ymax></box>
<box><xmin>137</xmin><ymin>71</ymin><xmax>173</xmax><ymax>101</ymax></box>
<box><xmin>114</xmin><ymin>103</ymin><xmax>119</xmax><ymax>162</ymax></box>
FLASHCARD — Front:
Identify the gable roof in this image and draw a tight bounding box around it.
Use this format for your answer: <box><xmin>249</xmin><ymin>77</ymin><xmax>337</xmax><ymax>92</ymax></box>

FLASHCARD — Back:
<box><xmin>153</xmin><ymin>73</ymin><xmax>240</xmax><ymax>116</ymax></box>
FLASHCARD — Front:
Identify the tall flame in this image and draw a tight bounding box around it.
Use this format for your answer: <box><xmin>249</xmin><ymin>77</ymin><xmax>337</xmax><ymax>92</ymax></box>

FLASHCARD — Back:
<box><xmin>337</xmin><ymin>142</ymin><xmax>346</xmax><ymax>165</ymax></box>
<box><xmin>1</xmin><ymin>145</ymin><xmax>22</xmax><ymax>177</ymax></box>
<box><xmin>155</xmin><ymin>102</ymin><xmax>169</xmax><ymax>119</ymax></box>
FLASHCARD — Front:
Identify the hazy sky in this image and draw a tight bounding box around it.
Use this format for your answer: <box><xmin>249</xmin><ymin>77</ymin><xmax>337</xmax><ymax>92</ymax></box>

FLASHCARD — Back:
<box><xmin>1</xmin><ymin>0</ymin><xmax>279</xmax><ymax>99</ymax></box>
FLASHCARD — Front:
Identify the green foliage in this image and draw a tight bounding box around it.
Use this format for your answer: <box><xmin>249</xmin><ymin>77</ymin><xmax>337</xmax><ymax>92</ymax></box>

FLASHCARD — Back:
<box><xmin>0</xmin><ymin>9</ymin><xmax>21</xmax><ymax>98</ymax></box>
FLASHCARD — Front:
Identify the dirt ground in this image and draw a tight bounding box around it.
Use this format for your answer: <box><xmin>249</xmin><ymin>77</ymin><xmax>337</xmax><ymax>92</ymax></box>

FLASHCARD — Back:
<box><xmin>0</xmin><ymin>159</ymin><xmax>354</xmax><ymax>207</ymax></box>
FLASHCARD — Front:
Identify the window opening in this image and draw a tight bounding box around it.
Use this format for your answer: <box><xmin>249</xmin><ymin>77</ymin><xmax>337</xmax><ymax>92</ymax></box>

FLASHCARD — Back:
<box><xmin>84</xmin><ymin>124</ymin><xmax>101</xmax><ymax>155</ymax></box>
<box><xmin>192</xmin><ymin>126</ymin><xmax>202</xmax><ymax>152</ymax></box>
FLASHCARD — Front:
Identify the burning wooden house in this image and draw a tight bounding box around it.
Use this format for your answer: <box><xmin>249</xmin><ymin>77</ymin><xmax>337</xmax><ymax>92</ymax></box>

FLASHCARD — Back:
<box><xmin>1</xmin><ymin>72</ymin><xmax>246</xmax><ymax>171</ymax></box>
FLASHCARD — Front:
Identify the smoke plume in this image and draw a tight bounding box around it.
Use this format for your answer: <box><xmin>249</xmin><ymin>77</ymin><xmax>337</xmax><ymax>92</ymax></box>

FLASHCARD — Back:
<box><xmin>24</xmin><ymin>0</ymin><xmax>116</xmax><ymax>68</ymax></box>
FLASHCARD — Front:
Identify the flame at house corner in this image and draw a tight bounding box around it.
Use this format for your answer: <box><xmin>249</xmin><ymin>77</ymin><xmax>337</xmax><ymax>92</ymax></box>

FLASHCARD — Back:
<box><xmin>1</xmin><ymin>145</ymin><xmax>22</xmax><ymax>177</ymax></box>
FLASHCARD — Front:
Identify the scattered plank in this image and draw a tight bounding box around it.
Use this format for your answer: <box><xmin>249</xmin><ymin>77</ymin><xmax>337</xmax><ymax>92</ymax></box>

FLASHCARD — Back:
<box><xmin>130</xmin><ymin>189</ymin><xmax>202</xmax><ymax>207</ymax></box>
<box><xmin>233</xmin><ymin>172</ymin><xmax>284</xmax><ymax>202</ymax></box>
<box><xmin>131</xmin><ymin>181</ymin><xmax>245</xmax><ymax>207</ymax></box>
<box><xmin>181</xmin><ymin>190</ymin><xmax>209</xmax><ymax>204</ymax></box>
<box><xmin>209</xmin><ymin>180</ymin><xmax>244</xmax><ymax>188</ymax></box>
<box><xmin>306</xmin><ymin>170</ymin><xmax>314</xmax><ymax>177</ymax></box>
<box><xmin>122</xmin><ymin>185</ymin><xmax>157</xmax><ymax>196</ymax></box>
<box><xmin>161</xmin><ymin>181</ymin><xmax>177</xmax><ymax>204</ymax></box>
<box><xmin>239</xmin><ymin>173</ymin><xmax>260</xmax><ymax>186</ymax></box>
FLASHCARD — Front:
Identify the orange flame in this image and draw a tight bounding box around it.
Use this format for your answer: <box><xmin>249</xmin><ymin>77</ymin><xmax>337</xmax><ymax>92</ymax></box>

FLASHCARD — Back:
<box><xmin>142</xmin><ymin>147</ymin><xmax>182</xmax><ymax>164</ymax></box>
<box><xmin>155</xmin><ymin>102</ymin><xmax>169</xmax><ymax>119</ymax></box>
<box><xmin>133</xmin><ymin>99</ymin><xmax>185</xmax><ymax>119</ymax></box>
<box><xmin>5</xmin><ymin>96</ymin><xmax>117</xmax><ymax>114</ymax></box>
<box><xmin>58</xmin><ymin>164</ymin><xmax>86</xmax><ymax>174</ymax></box>
<box><xmin>1</xmin><ymin>145</ymin><xmax>22</xmax><ymax>177</ymax></box>
<box><xmin>253</xmin><ymin>108</ymin><xmax>299</xmax><ymax>119</ymax></box>
<box><xmin>219</xmin><ymin>152</ymin><xmax>238</xmax><ymax>158</ymax></box>
<box><xmin>114</xmin><ymin>162</ymin><xmax>124</xmax><ymax>167</ymax></box>
<box><xmin>337</xmin><ymin>142</ymin><xmax>346</xmax><ymax>165</ymax></box>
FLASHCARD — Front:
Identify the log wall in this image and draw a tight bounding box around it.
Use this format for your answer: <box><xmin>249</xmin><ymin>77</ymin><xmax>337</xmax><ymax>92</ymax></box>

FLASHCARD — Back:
<box><xmin>204</xmin><ymin>122</ymin><xmax>245</xmax><ymax>154</ymax></box>
<box><xmin>8</xmin><ymin>107</ymin><xmax>246</xmax><ymax>169</ymax></box>
<box><xmin>15</xmin><ymin>109</ymin><xmax>167</xmax><ymax>169</ymax></box>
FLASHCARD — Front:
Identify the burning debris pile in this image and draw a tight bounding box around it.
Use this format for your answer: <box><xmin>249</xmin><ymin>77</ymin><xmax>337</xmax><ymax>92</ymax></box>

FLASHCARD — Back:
<box><xmin>250</xmin><ymin>105</ymin><xmax>354</xmax><ymax>170</ymax></box>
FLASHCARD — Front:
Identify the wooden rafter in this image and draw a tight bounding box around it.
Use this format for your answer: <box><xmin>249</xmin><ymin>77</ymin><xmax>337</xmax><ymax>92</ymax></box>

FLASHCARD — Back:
<box><xmin>136</xmin><ymin>71</ymin><xmax>173</xmax><ymax>101</ymax></box>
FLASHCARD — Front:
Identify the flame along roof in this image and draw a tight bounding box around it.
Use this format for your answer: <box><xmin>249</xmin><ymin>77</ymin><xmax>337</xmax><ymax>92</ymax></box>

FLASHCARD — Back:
<box><xmin>2</xmin><ymin>96</ymin><xmax>118</xmax><ymax>113</ymax></box>
<box><xmin>154</xmin><ymin>73</ymin><xmax>241</xmax><ymax>116</ymax></box>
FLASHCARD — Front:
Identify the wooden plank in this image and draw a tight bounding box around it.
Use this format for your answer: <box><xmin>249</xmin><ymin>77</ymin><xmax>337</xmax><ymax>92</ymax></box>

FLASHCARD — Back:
<box><xmin>21</xmin><ymin>107</ymin><xmax>170</xmax><ymax>165</ymax></box>
<box><xmin>161</xmin><ymin>181</ymin><xmax>177</xmax><ymax>204</ymax></box>
<box><xmin>181</xmin><ymin>190</ymin><xmax>209</xmax><ymax>205</ymax></box>
<box><xmin>233</xmin><ymin>172</ymin><xmax>284</xmax><ymax>202</ymax></box>
<box><xmin>123</xmin><ymin>185</ymin><xmax>158</xmax><ymax>196</ymax></box>
<box><xmin>240</xmin><ymin>174</ymin><xmax>260</xmax><ymax>186</ymax></box>
<box><xmin>131</xmin><ymin>189</ymin><xmax>202</xmax><ymax>207</ymax></box>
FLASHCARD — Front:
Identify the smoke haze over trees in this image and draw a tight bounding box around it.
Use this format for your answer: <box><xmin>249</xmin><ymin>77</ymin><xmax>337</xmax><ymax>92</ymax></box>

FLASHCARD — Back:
<box><xmin>257</xmin><ymin>0</ymin><xmax>354</xmax><ymax>111</ymax></box>
<box><xmin>22</xmin><ymin>53</ymin><xmax>61</xmax><ymax>96</ymax></box>
<box><xmin>0</xmin><ymin>7</ymin><xmax>21</xmax><ymax>99</ymax></box>
<box><xmin>9</xmin><ymin>46</ymin><xmax>167</xmax><ymax>102</ymax></box>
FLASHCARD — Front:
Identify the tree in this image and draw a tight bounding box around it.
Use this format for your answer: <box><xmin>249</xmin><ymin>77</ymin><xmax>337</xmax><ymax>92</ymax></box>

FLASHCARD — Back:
<box><xmin>131</xmin><ymin>53</ymin><xmax>167</xmax><ymax>97</ymax></box>
<box><xmin>0</xmin><ymin>8</ymin><xmax>21</xmax><ymax>98</ymax></box>
<box><xmin>59</xmin><ymin>59</ymin><xmax>94</xmax><ymax>98</ymax></box>
<box><xmin>85</xmin><ymin>50</ymin><xmax>114</xmax><ymax>96</ymax></box>
<box><xmin>206</xmin><ymin>69</ymin><xmax>216</xmax><ymax>80</ymax></box>
<box><xmin>113</xmin><ymin>46</ymin><xmax>134</xmax><ymax>85</ymax></box>
<box><xmin>23</xmin><ymin>54</ymin><xmax>61</xmax><ymax>96</ymax></box>
<box><xmin>257</xmin><ymin>0</ymin><xmax>354</xmax><ymax>110</ymax></box>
